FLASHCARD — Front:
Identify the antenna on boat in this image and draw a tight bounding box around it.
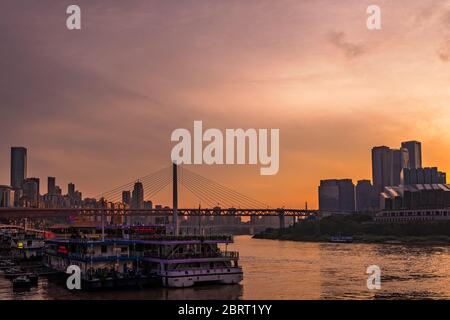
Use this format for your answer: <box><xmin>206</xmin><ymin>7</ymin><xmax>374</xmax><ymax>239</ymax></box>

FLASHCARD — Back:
<box><xmin>101</xmin><ymin>208</ymin><xmax>105</xmax><ymax>241</ymax></box>
<box><xmin>198</xmin><ymin>204</ymin><xmax>201</xmax><ymax>235</ymax></box>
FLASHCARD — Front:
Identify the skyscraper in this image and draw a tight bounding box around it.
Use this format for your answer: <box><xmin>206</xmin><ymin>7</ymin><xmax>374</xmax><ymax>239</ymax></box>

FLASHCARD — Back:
<box><xmin>68</xmin><ymin>183</ymin><xmax>75</xmax><ymax>197</ymax></box>
<box><xmin>401</xmin><ymin>141</ymin><xmax>422</xmax><ymax>169</ymax></box>
<box><xmin>0</xmin><ymin>185</ymin><xmax>13</xmax><ymax>207</ymax></box>
<box><xmin>318</xmin><ymin>180</ymin><xmax>339</xmax><ymax>211</ymax></box>
<box><xmin>10</xmin><ymin>147</ymin><xmax>27</xmax><ymax>190</ymax></box>
<box><xmin>318</xmin><ymin>179</ymin><xmax>355</xmax><ymax>212</ymax></box>
<box><xmin>392</xmin><ymin>148</ymin><xmax>409</xmax><ymax>186</ymax></box>
<box><xmin>355</xmin><ymin>180</ymin><xmax>373</xmax><ymax>212</ymax></box>
<box><xmin>372</xmin><ymin>146</ymin><xmax>408</xmax><ymax>190</ymax></box>
<box><xmin>338</xmin><ymin>179</ymin><xmax>356</xmax><ymax>211</ymax></box>
<box><xmin>47</xmin><ymin>177</ymin><xmax>56</xmax><ymax>195</ymax></box>
<box><xmin>27</xmin><ymin>177</ymin><xmax>40</xmax><ymax>196</ymax></box>
<box><xmin>372</xmin><ymin>146</ymin><xmax>393</xmax><ymax>192</ymax></box>
<box><xmin>122</xmin><ymin>190</ymin><xmax>131</xmax><ymax>206</ymax></box>
<box><xmin>23</xmin><ymin>178</ymin><xmax>39</xmax><ymax>206</ymax></box>
<box><xmin>131</xmin><ymin>181</ymin><xmax>144</xmax><ymax>209</ymax></box>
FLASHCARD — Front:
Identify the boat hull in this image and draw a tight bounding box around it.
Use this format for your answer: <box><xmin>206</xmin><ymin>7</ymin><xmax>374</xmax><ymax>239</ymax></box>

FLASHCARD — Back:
<box><xmin>161</xmin><ymin>267</ymin><xmax>243</xmax><ymax>288</ymax></box>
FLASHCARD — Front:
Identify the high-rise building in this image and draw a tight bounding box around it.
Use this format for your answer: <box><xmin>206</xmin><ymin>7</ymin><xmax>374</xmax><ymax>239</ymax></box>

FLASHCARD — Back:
<box><xmin>372</xmin><ymin>146</ymin><xmax>393</xmax><ymax>192</ymax></box>
<box><xmin>372</xmin><ymin>146</ymin><xmax>408</xmax><ymax>191</ymax></box>
<box><xmin>68</xmin><ymin>183</ymin><xmax>75</xmax><ymax>197</ymax></box>
<box><xmin>424</xmin><ymin>167</ymin><xmax>433</xmax><ymax>184</ymax></box>
<box><xmin>10</xmin><ymin>147</ymin><xmax>27</xmax><ymax>190</ymax></box>
<box><xmin>0</xmin><ymin>185</ymin><xmax>13</xmax><ymax>207</ymax></box>
<box><xmin>47</xmin><ymin>177</ymin><xmax>56</xmax><ymax>195</ymax></box>
<box><xmin>338</xmin><ymin>179</ymin><xmax>356</xmax><ymax>211</ymax></box>
<box><xmin>417</xmin><ymin>168</ymin><xmax>425</xmax><ymax>184</ymax></box>
<box><xmin>403</xmin><ymin>167</ymin><xmax>447</xmax><ymax>185</ymax></box>
<box><xmin>401</xmin><ymin>141</ymin><xmax>422</xmax><ymax>169</ymax></box>
<box><xmin>318</xmin><ymin>180</ymin><xmax>339</xmax><ymax>211</ymax></box>
<box><xmin>392</xmin><ymin>148</ymin><xmax>409</xmax><ymax>186</ymax></box>
<box><xmin>355</xmin><ymin>180</ymin><xmax>373</xmax><ymax>212</ymax></box>
<box><xmin>26</xmin><ymin>177</ymin><xmax>40</xmax><ymax>196</ymax></box>
<box><xmin>13</xmin><ymin>189</ymin><xmax>22</xmax><ymax>207</ymax></box>
<box><xmin>122</xmin><ymin>190</ymin><xmax>131</xmax><ymax>206</ymax></box>
<box><xmin>143</xmin><ymin>200</ymin><xmax>153</xmax><ymax>209</ymax></box>
<box><xmin>439</xmin><ymin>172</ymin><xmax>447</xmax><ymax>184</ymax></box>
<box><xmin>318</xmin><ymin>179</ymin><xmax>355</xmax><ymax>212</ymax></box>
<box><xmin>22</xmin><ymin>178</ymin><xmax>39</xmax><ymax>206</ymax></box>
<box><xmin>131</xmin><ymin>181</ymin><xmax>144</xmax><ymax>209</ymax></box>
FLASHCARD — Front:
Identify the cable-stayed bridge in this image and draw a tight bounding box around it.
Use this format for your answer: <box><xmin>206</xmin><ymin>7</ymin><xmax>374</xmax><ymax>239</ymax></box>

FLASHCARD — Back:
<box><xmin>0</xmin><ymin>164</ymin><xmax>320</xmax><ymax>232</ymax></box>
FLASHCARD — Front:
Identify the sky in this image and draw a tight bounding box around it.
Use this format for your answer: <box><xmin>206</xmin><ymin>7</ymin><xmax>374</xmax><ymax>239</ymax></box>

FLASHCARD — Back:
<box><xmin>2</xmin><ymin>0</ymin><xmax>450</xmax><ymax>209</ymax></box>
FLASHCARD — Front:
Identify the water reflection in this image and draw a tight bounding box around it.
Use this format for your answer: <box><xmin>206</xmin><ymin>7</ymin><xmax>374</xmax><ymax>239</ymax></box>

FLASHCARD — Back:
<box><xmin>1</xmin><ymin>236</ymin><xmax>450</xmax><ymax>300</ymax></box>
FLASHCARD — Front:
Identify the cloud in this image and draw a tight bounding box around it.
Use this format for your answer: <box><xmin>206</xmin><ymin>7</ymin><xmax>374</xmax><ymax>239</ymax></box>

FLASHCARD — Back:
<box><xmin>437</xmin><ymin>40</ymin><xmax>450</xmax><ymax>62</ymax></box>
<box><xmin>1</xmin><ymin>0</ymin><xmax>450</xmax><ymax>207</ymax></box>
<box><xmin>327</xmin><ymin>31</ymin><xmax>365</xmax><ymax>58</ymax></box>
<box><xmin>411</xmin><ymin>1</ymin><xmax>450</xmax><ymax>62</ymax></box>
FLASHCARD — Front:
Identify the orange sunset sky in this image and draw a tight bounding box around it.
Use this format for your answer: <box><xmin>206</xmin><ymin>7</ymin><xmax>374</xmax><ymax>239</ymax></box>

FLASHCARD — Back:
<box><xmin>1</xmin><ymin>0</ymin><xmax>450</xmax><ymax>209</ymax></box>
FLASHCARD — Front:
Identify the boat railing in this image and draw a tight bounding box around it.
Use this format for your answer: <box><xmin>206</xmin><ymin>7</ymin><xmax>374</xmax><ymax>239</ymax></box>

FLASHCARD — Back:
<box><xmin>46</xmin><ymin>234</ymin><xmax>233</xmax><ymax>243</ymax></box>
<box><xmin>133</xmin><ymin>235</ymin><xmax>233</xmax><ymax>242</ymax></box>
<box><xmin>165</xmin><ymin>266</ymin><xmax>242</xmax><ymax>274</ymax></box>
<box><xmin>143</xmin><ymin>250</ymin><xmax>239</xmax><ymax>260</ymax></box>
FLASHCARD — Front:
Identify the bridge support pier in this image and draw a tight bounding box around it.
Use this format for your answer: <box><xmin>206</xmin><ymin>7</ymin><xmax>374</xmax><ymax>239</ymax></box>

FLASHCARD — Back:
<box><xmin>277</xmin><ymin>208</ymin><xmax>285</xmax><ymax>233</ymax></box>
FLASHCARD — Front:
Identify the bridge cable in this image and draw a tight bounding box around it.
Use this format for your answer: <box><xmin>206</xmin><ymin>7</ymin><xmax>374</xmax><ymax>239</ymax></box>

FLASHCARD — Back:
<box><xmin>180</xmin><ymin>167</ymin><xmax>269</xmax><ymax>207</ymax></box>
<box><xmin>103</xmin><ymin>167</ymin><xmax>171</xmax><ymax>203</ymax></box>
<box><xmin>178</xmin><ymin>178</ymin><xmax>217</xmax><ymax>207</ymax></box>
<box><xmin>96</xmin><ymin>165</ymin><xmax>171</xmax><ymax>201</ymax></box>
<box><xmin>179</xmin><ymin>167</ymin><xmax>269</xmax><ymax>208</ymax></box>
<box><xmin>178</xmin><ymin>174</ymin><xmax>229</xmax><ymax>207</ymax></box>
<box><xmin>179</xmin><ymin>172</ymin><xmax>250</xmax><ymax>208</ymax></box>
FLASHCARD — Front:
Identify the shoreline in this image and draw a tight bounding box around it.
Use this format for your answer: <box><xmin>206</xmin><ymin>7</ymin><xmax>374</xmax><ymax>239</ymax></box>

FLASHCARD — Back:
<box><xmin>252</xmin><ymin>213</ymin><xmax>450</xmax><ymax>246</ymax></box>
<box><xmin>252</xmin><ymin>234</ymin><xmax>450</xmax><ymax>246</ymax></box>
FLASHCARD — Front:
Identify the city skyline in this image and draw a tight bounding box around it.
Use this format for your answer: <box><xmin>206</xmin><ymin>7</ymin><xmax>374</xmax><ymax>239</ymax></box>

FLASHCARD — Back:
<box><xmin>2</xmin><ymin>1</ymin><xmax>450</xmax><ymax>208</ymax></box>
<box><xmin>2</xmin><ymin>137</ymin><xmax>446</xmax><ymax>211</ymax></box>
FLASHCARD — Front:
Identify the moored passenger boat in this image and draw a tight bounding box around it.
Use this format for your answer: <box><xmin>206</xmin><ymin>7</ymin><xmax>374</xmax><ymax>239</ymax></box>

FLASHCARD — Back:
<box><xmin>142</xmin><ymin>234</ymin><xmax>242</xmax><ymax>288</ymax></box>
<box><xmin>10</xmin><ymin>234</ymin><xmax>45</xmax><ymax>262</ymax></box>
<box><xmin>43</xmin><ymin>224</ymin><xmax>243</xmax><ymax>289</ymax></box>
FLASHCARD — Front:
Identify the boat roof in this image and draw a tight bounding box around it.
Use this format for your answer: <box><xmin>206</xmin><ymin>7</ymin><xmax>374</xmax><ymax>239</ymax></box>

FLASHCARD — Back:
<box><xmin>46</xmin><ymin>235</ymin><xmax>233</xmax><ymax>246</ymax></box>
<box><xmin>48</xmin><ymin>223</ymin><xmax>166</xmax><ymax>230</ymax></box>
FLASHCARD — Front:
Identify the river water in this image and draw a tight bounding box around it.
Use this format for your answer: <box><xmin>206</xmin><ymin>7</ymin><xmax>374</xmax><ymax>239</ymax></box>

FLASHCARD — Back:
<box><xmin>1</xmin><ymin>235</ymin><xmax>450</xmax><ymax>300</ymax></box>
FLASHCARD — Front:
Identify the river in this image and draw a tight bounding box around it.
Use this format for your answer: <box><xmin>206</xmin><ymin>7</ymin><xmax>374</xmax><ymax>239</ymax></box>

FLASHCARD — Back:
<box><xmin>1</xmin><ymin>235</ymin><xmax>450</xmax><ymax>300</ymax></box>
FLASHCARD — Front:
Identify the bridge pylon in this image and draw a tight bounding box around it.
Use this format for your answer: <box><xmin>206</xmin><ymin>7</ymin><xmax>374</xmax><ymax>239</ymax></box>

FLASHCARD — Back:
<box><xmin>173</xmin><ymin>162</ymin><xmax>179</xmax><ymax>235</ymax></box>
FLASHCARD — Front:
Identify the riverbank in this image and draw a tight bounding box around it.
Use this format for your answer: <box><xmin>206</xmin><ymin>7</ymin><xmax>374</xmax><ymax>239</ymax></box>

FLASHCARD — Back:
<box><xmin>254</xmin><ymin>213</ymin><xmax>450</xmax><ymax>245</ymax></box>
<box><xmin>254</xmin><ymin>232</ymin><xmax>450</xmax><ymax>245</ymax></box>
